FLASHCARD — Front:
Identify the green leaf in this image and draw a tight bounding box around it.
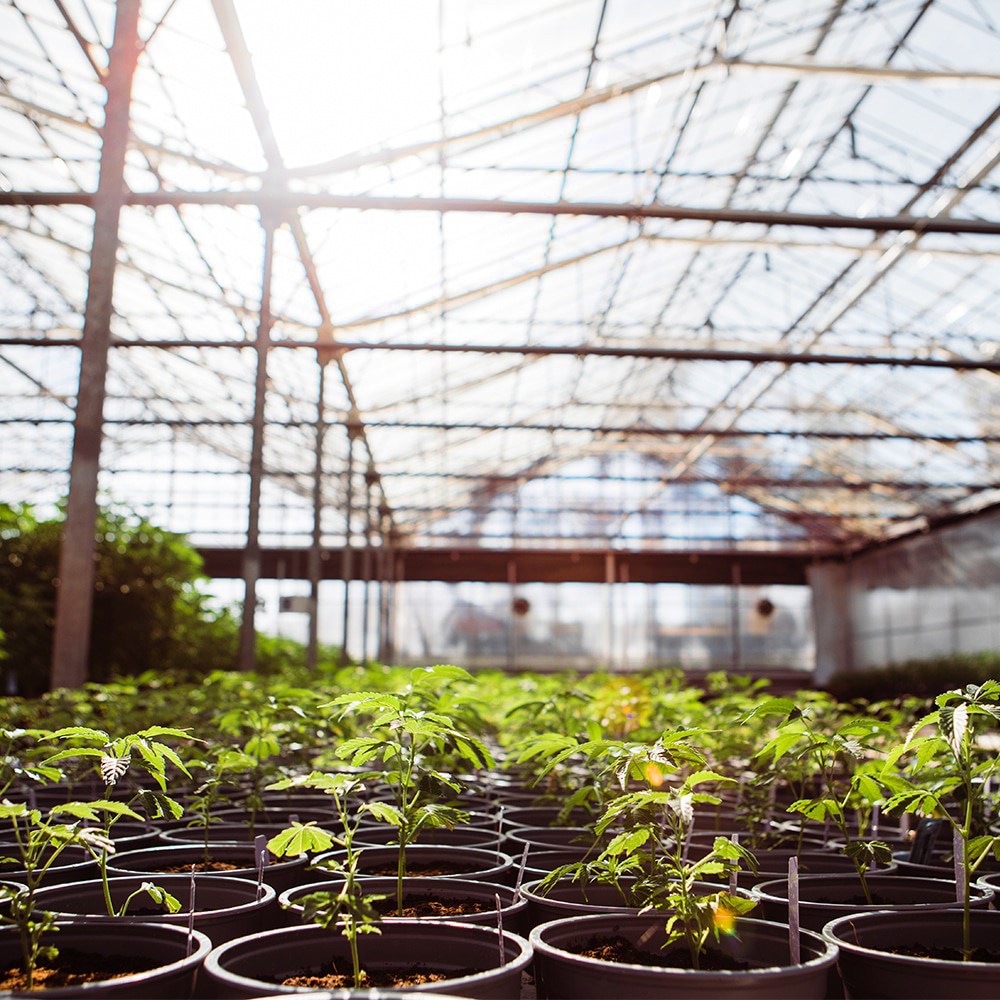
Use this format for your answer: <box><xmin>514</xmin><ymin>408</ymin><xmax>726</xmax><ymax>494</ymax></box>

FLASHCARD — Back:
<box><xmin>362</xmin><ymin>801</ymin><xmax>404</xmax><ymax>827</ymax></box>
<box><xmin>267</xmin><ymin>822</ymin><xmax>338</xmax><ymax>857</ymax></box>
<box><xmin>602</xmin><ymin>828</ymin><xmax>650</xmax><ymax>856</ymax></box>
<box><xmin>49</xmin><ymin>727</ymin><xmax>110</xmax><ymax>743</ymax></box>
<box><xmin>139</xmin><ymin>882</ymin><xmax>182</xmax><ymax>913</ymax></box>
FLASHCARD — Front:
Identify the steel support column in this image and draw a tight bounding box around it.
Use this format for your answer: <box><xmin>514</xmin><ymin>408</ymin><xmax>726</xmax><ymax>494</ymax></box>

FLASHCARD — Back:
<box><xmin>238</xmin><ymin>218</ymin><xmax>277</xmax><ymax>673</ymax></box>
<box><xmin>307</xmin><ymin>361</ymin><xmax>326</xmax><ymax>671</ymax></box>
<box><xmin>50</xmin><ymin>0</ymin><xmax>141</xmax><ymax>691</ymax></box>
<box><xmin>341</xmin><ymin>422</ymin><xmax>357</xmax><ymax>660</ymax></box>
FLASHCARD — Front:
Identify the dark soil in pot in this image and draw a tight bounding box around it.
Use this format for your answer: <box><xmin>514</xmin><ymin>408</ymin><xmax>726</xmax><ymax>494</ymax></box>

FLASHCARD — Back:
<box><xmin>202</xmin><ymin>919</ymin><xmax>532</xmax><ymax>999</ymax></box>
<box><xmin>105</xmin><ymin>843</ymin><xmax>310</xmax><ymax>894</ymax></box>
<box><xmin>316</xmin><ymin>844</ymin><xmax>515</xmax><ymax>885</ymax></box>
<box><xmin>280</xmin><ymin>875</ymin><xmax>528</xmax><ymax>933</ymax></box>
<box><xmin>0</xmin><ymin>921</ymin><xmax>212</xmax><ymax>998</ymax></box>
<box><xmin>575</xmin><ymin>934</ymin><xmax>755</xmax><ymax>971</ymax></box>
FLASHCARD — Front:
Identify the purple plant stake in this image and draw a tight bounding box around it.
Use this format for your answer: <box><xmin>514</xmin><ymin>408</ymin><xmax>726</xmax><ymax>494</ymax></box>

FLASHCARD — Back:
<box><xmin>515</xmin><ymin>841</ymin><xmax>529</xmax><ymax>894</ymax></box>
<box><xmin>787</xmin><ymin>855</ymin><xmax>800</xmax><ymax>966</ymax></box>
<box><xmin>495</xmin><ymin>893</ymin><xmax>505</xmax><ymax>966</ymax></box>
<box><xmin>496</xmin><ymin>804</ymin><xmax>504</xmax><ymax>862</ymax></box>
<box><xmin>187</xmin><ymin>864</ymin><xmax>196</xmax><ymax>956</ymax></box>
<box><xmin>254</xmin><ymin>834</ymin><xmax>267</xmax><ymax>901</ymax></box>
<box><xmin>954</xmin><ymin>827</ymin><xmax>964</xmax><ymax>903</ymax></box>
<box><xmin>729</xmin><ymin>834</ymin><xmax>739</xmax><ymax>894</ymax></box>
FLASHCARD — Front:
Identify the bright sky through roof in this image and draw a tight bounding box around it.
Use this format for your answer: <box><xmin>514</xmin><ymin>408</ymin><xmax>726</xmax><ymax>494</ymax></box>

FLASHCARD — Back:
<box><xmin>237</xmin><ymin>0</ymin><xmax>444</xmax><ymax>169</ymax></box>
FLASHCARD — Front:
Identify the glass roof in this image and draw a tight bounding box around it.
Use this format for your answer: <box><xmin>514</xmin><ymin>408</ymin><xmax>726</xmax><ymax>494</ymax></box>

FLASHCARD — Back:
<box><xmin>2</xmin><ymin>0</ymin><xmax>1000</xmax><ymax>557</ymax></box>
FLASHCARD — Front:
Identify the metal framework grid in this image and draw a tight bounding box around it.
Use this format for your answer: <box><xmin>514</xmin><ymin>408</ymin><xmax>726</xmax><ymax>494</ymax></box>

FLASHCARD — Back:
<box><xmin>2</xmin><ymin>0</ymin><xmax>1000</xmax><ymax>680</ymax></box>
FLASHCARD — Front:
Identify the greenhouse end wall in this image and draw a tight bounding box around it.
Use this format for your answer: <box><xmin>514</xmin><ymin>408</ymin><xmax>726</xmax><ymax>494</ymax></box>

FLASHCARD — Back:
<box><xmin>810</xmin><ymin>507</ymin><xmax>1000</xmax><ymax>684</ymax></box>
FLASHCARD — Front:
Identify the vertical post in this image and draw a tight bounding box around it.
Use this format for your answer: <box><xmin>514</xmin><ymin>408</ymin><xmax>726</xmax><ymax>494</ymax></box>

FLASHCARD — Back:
<box><xmin>730</xmin><ymin>561</ymin><xmax>743</xmax><ymax>673</ymax></box>
<box><xmin>307</xmin><ymin>361</ymin><xmax>326</xmax><ymax>670</ymax></box>
<box><xmin>341</xmin><ymin>421</ymin><xmax>357</xmax><ymax>662</ymax></box>
<box><xmin>377</xmin><ymin>509</ymin><xmax>392</xmax><ymax>662</ymax></box>
<box><xmin>238</xmin><ymin>216</ymin><xmax>277</xmax><ymax>673</ymax></box>
<box><xmin>361</xmin><ymin>466</ymin><xmax>375</xmax><ymax>664</ymax></box>
<box><xmin>50</xmin><ymin>1</ymin><xmax>142</xmax><ymax>691</ymax></box>
<box><xmin>605</xmin><ymin>552</ymin><xmax>616</xmax><ymax>670</ymax></box>
<box><xmin>506</xmin><ymin>559</ymin><xmax>517</xmax><ymax>672</ymax></box>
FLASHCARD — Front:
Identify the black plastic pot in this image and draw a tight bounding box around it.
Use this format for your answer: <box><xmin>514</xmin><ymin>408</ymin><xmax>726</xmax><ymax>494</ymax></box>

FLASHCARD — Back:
<box><xmin>0</xmin><ymin>921</ymin><xmax>211</xmax><ymax>998</ymax></box>
<box><xmin>500</xmin><ymin>806</ymin><xmax>594</xmax><ymax>829</ymax></box>
<box><xmin>502</xmin><ymin>825</ymin><xmax>600</xmax><ymax>854</ymax></box>
<box><xmin>823</xmin><ymin>908</ymin><xmax>1000</xmax><ymax>999</ymax></box>
<box><xmin>278</xmin><ymin>876</ymin><xmax>528</xmax><ymax>934</ymax></box>
<box><xmin>530</xmin><ymin>913</ymin><xmax>838</xmax><ymax>998</ymax></box>
<box><xmin>316</xmin><ymin>844</ymin><xmax>515</xmax><ymax>886</ymax></box>
<box><xmin>752</xmin><ymin>873</ymin><xmax>992</xmax><ymax>932</ymax></box>
<box><xmin>201</xmin><ymin>919</ymin><xmax>533</xmax><ymax>998</ymax></box>
<box><xmin>159</xmin><ymin>823</ymin><xmax>318</xmax><ymax>846</ymax></box>
<box><xmin>105</xmin><ymin>842</ymin><xmax>311</xmax><ymax>894</ymax></box>
<box><xmin>519</xmin><ymin>875</ymin><xmax>745</xmax><ymax>932</ymax></box>
<box><xmin>0</xmin><ymin>843</ymin><xmax>97</xmax><ymax>886</ymax></box>
<box><xmin>31</xmin><ymin>873</ymin><xmax>279</xmax><ymax>945</ymax></box>
<box><xmin>355</xmin><ymin>824</ymin><xmax>501</xmax><ymax>849</ymax></box>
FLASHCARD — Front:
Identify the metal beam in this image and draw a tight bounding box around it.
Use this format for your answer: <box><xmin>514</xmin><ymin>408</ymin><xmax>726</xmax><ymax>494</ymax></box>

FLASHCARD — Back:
<box><xmin>49</xmin><ymin>0</ymin><xmax>141</xmax><ymax>691</ymax></box>
<box><xmin>5</xmin><ymin>415</ymin><xmax>997</xmax><ymax>443</ymax></box>
<box><xmin>195</xmin><ymin>545</ymin><xmax>818</xmax><ymax>586</ymax></box>
<box><xmin>3</xmin><ymin>190</ymin><xmax>1000</xmax><ymax>236</ymax></box>
<box><xmin>5</xmin><ymin>337</ymin><xmax>998</xmax><ymax>372</ymax></box>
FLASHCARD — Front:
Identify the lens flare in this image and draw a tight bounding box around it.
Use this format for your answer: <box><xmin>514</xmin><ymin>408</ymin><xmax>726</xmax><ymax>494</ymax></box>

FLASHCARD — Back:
<box><xmin>644</xmin><ymin>763</ymin><xmax>664</xmax><ymax>787</ymax></box>
<box><xmin>713</xmin><ymin>902</ymin><xmax>738</xmax><ymax>936</ymax></box>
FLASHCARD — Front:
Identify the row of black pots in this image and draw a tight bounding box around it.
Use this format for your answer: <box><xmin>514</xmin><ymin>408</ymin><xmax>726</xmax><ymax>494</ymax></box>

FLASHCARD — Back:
<box><xmin>7</xmin><ymin>863</ymin><xmax>1000</xmax><ymax>997</ymax></box>
<box><xmin>17</xmin><ymin>908</ymin><xmax>1000</xmax><ymax>999</ymax></box>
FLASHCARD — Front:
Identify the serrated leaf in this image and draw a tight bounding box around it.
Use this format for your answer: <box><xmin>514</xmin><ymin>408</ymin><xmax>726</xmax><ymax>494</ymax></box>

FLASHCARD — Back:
<box><xmin>50</xmin><ymin>727</ymin><xmax>110</xmax><ymax>743</ymax></box>
<box><xmin>603</xmin><ymin>828</ymin><xmax>650</xmax><ymax>856</ymax></box>
<box><xmin>267</xmin><ymin>823</ymin><xmax>338</xmax><ymax>857</ymax></box>
<box><xmin>362</xmin><ymin>801</ymin><xmax>404</xmax><ymax>826</ymax></box>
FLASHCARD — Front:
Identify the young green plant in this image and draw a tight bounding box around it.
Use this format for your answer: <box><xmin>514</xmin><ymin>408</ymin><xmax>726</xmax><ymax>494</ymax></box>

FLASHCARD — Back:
<box><xmin>327</xmin><ymin>665</ymin><xmax>495</xmax><ymax>916</ymax></box>
<box><xmin>266</xmin><ymin>771</ymin><xmax>383</xmax><ymax>989</ymax></box>
<box><xmin>878</xmin><ymin>681</ymin><xmax>1000</xmax><ymax>960</ymax></box>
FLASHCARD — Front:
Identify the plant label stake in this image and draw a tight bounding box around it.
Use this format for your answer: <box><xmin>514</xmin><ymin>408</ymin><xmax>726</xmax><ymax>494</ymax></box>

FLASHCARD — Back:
<box><xmin>514</xmin><ymin>841</ymin><xmax>529</xmax><ymax>894</ymax></box>
<box><xmin>954</xmin><ymin>827</ymin><xmax>964</xmax><ymax>903</ymax></box>
<box><xmin>729</xmin><ymin>834</ymin><xmax>739</xmax><ymax>895</ymax></box>
<box><xmin>254</xmin><ymin>834</ymin><xmax>267</xmax><ymax>901</ymax></box>
<box><xmin>496</xmin><ymin>804</ymin><xmax>504</xmax><ymax>862</ymax></box>
<box><xmin>494</xmin><ymin>893</ymin><xmax>504</xmax><ymax>966</ymax></box>
<box><xmin>871</xmin><ymin>803</ymin><xmax>880</xmax><ymax>838</ymax></box>
<box><xmin>187</xmin><ymin>864</ymin><xmax>196</xmax><ymax>956</ymax></box>
<box><xmin>787</xmin><ymin>856</ymin><xmax>800</xmax><ymax>966</ymax></box>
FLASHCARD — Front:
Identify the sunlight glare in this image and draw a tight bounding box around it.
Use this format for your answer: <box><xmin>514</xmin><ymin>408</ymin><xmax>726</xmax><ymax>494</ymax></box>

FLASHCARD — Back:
<box><xmin>236</xmin><ymin>1</ymin><xmax>443</xmax><ymax>169</ymax></box>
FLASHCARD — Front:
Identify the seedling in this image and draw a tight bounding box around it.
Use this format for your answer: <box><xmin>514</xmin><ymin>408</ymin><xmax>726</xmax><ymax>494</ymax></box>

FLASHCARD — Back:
<box><xmin>41</xmin><ymin>725</ymin><xmax>193</xmax><ymax>915</ymax></box>
<box><xmin>878</xmin><ymin>681</ymin><xmax>1000</xmax><ymax>959</ymax></box>
<box><xmin>745</xmin><ymin>697</ymin><xmax>894</xmax><ymax>901</ymax></box>
<box><xmin>536</xmin><ymin>737</ymin><xmax>757</xmax><ymax>970</ymax></box>
<box><xmin>326</xmin><ymin>665</ymin><xmax>495</xmax><ymax>916</ymax></box>
<box><xmin>266</xmin><ymin>771</ymin><xmax>382</xmax><ymax>988</ymax></box>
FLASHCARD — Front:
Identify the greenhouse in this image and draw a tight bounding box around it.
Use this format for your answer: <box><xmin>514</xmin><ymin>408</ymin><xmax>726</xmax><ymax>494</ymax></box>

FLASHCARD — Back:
<box><xmin>1</xmin><ymin>0</ymin><xmax>999</xmax><ymax>693</ymax></box>
<box><xmin>4</xmin><ymin>3</ymin><xmax>1000</xmax><ymax>995</ymax></box>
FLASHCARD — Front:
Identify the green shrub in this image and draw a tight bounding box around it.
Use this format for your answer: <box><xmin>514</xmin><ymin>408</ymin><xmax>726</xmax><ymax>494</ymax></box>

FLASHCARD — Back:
<box><xmin>824</xmin><ymin>652</ymin><xmax>1000</xmax><ymax>703</ymax></box>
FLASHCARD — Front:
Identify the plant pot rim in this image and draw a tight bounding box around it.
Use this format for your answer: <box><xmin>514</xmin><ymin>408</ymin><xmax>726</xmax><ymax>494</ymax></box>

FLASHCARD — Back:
<box><xmin>753</xmin><ymin>872</ymin><xmax>990</xmax><ymax>905</ymax></box>
<box><xmin>530</xmin><ymin>913</ymin><xmax>838</xmax><ymax>976</ymax></box>
<box><xmin>33</xmin><ymin>873</ymin><xmax>277</xmax><ymax>919</ymax></box>
<box><xmin>106</xmin><ymin>843</ymin><xmax>307</xmax><ymax>875</ymax></box>
<box><xmin>280</xmin><ymin>874</ymin><xmax>521</xmax><ymax>901</ymax></box>
<box><xmin>822</xmin><ymin>908</ymin><xmax>1000</xmax><ymax>968</ymax></box>
<box><xmin>0</xmin><ymin>920</ymin><xmax>212</xmax><ymax>996</ymax></box>
<box><xmin>203</xmin><ymin>918</ymin><xmax>533</xmax><ymax>994</ymax></box>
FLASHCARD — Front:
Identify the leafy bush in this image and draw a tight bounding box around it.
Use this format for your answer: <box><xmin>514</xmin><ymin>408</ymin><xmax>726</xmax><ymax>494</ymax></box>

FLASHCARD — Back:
<box><xmin>0</xmin><ymin>503</ymin><xmax>243</xmax><ymax>695</ymax></box>
<box><xmin>824</xmin><ymin>652</ymin><xmax>1000</xmax><ymax>703</ymax></box>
